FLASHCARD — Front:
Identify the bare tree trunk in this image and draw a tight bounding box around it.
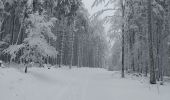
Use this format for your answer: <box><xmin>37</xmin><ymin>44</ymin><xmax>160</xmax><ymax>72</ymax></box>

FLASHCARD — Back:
<box><xmin>80</xmin><ymin>41</ymin><xmax>83</xmax><ymax>67</ymax></box>
<box><xmin>10</xmin><ymin>11</ymin><xmax>16</xmax><ymax>45</ymax></box>
<box><xmin>93</xmin><ymin>47</ymin><xmax>96</xmax><ymax>67</ymax></box>
<box><xmin>16</xmin><ymin>7</ymin><xmax>26</xmax><ymax>45</ymax></box>
<box><xmin>148</xmin><ymin>0</ymin><xmax>156</xmax><ymax>84</ymax></box>
<box><xmin>96</xmin><ymin>42</ymin><xmax>99</xmax><ymax>68</ymax></box>
<box><xmin>25</xmin><ymin>65</ymin><xmax>28</xmax><ymax>73</ymax></box>
<box><xmin>69</xmin><ymin>31</ymin><xmax>75</xmax><ymax>69</ymax></box>
<box><xmin>59</xmin><ymin>31</ymin><xmax>65</xmax><ymax>68</ymax></box>
<box><xmin>121</xmin><ymin>0</ymin><xmax>125</xmax><ymax>78</ymax></box>
<box><xmin>77</xmin><ymin>37</ymin><xmax>81</xmax><ymax>67</ymax></box>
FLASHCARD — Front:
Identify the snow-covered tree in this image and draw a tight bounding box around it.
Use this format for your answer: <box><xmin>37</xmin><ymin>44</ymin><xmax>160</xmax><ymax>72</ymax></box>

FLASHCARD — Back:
<box><xmin>3</xmin><ymin>4</ymin><xmax>58</xmax><ymax>70</ymax></box>
<box><xmin>92</xmin><ymin>0</ymin><xmax>170</xmax><ymax>83</ymax></box>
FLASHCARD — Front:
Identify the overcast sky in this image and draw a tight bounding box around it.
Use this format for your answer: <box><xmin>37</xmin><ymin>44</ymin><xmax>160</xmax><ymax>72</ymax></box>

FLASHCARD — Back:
<box><xmin>82</xmin><ymin>0</ymin><xmax>115</xmax><ymax>49</ymax></box>
<box><xmin>82</xmin><ymin>0</ymin><xmax>113</xmax><ymax>44</ymax></box>
<box><xmin>82</xmin><ymin>0</ymin><xmax>105</xmax><ymax>15</ymax></box>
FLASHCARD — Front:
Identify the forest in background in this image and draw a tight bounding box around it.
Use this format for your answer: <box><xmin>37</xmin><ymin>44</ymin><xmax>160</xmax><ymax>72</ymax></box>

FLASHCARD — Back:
<box><xmin>0</xmin><ymin>0</ymin><xmax>108</xmax><ymax>69</ymax></box>
<box><xmin>92</xmin><ymin>0</ymin><xmax>170</xmax><ymax>84</ymax></box>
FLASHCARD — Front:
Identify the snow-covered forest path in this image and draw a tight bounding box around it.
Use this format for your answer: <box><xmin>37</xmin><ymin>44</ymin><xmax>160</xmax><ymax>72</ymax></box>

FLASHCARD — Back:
<box><xmin>0</xmin><ymin>67</ymin><xmax>170</xmax><ymax>100</ymax></box>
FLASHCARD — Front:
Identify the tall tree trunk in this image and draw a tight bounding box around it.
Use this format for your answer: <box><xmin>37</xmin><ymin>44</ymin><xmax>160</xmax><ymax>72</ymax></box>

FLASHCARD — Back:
<box><xmin>77</xmin><ymin>37</ymin><xmax>81</xmax><ymax>67</ymax></box>
<box><xmin>16</xmin><ymin>7</ymin><xmax>27</xmax><ymax>45</ymax></box>
<box><xmin>121</xmin><ymin>0</ymin><xmax>125</xmax><ymax>78</ymax></box>
<box><xmin>148</xmin><ymin>0</ymin><xmax>156</xmax><ymax>84</ymax></box>
<box><xmin>69</xmin><ymin>30</ymin><xmax>75</xmax><ymax>69</ymax></box>
<box><xmin>10</xmin><ymin>11</ymin><xmax>16</xmax><ymax>45</ymax></box>
<box><xmin>59</xmin><ymin>31</ymin><xmax>65</xmax><ymax>68</ymax></box>
<box><xmin>80</xmin><ymin>41</ymin><xmax>83</xmax><ymax>67</ymax></box>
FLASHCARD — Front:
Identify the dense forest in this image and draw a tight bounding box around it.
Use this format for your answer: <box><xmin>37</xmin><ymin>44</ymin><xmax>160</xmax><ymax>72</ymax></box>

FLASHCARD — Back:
<box><xmin>0</xmin><ymin>0</ymin><xmax>170</xmax><ymax>85</ymax></box>
<box><xmin>92</xmin><ymin>0</ymin><xmax>170</xmax><ymax>84</ymax></box>
<box><xmin>0</xmin><ymin>0</ymin><xmax>107</xmax><ymax>69</ymax></box>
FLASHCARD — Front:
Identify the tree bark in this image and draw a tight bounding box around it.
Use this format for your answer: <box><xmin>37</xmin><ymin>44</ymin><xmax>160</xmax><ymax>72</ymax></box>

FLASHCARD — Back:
<box><xmin>69</xmin><ymin>29</ymin><xmax>75</xmax><ymax>69</ymax></box>
<box><xmin>148</xmin><ymin>0</ymin><xmax>156</xmax><ymax>84</ymax></box>
<box><xmin>121</xmin><ymin>0</ymin><xmax>125</xmax><ymax>78</ymax></box>
<box><xmin>10</xmin><ymin>10</ymin><xmax>16</xmax><ymax>45</ymax></box>
<box><xmin>59</xmin><ymin>31</ymin><xmax>65</xmax><ymax>68</ymax></box>
<box><xmin>77</xmin><ymin>39</ymin><xmax>81</xmax><ymax>67</ymax></box>
<box><xmin>25</xmin><ymin>65</ymin><xmax>28</xmax><ymax>73</ymax></box>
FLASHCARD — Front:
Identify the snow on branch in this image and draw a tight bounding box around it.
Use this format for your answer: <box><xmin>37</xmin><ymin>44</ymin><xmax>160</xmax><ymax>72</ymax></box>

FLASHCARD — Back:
<box><xmin>90</xmin><ymin>8</ymin><xmax>120</xmax><ymax>21</ymax></box>
<box><xmin>4</xmin><ymin>11</ymin><xmax>58</xmax><ymax>63</ymax></box>
<box><xmin>3</xmin><ymin>44</ymin><xmax>24</xmax><ymax>60</ymax></box>
<box><xmin>92</xmin><ymin>0</ymin><xmax>105</xmax><ymax>8</ymax></box>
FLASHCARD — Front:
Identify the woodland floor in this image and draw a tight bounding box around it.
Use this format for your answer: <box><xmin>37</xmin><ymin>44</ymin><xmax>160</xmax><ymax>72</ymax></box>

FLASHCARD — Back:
<box><xmin>0</xmin><ymin>65</ymin><xmax>170</xmax><ymax>100</ymax></box>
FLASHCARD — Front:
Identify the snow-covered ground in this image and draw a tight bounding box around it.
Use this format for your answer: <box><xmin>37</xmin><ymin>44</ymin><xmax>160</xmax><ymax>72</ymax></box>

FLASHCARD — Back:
<box><xmin>0</xmin><ymin>66</ymin><xmax>170</xmax><ymax>100</ymax></box>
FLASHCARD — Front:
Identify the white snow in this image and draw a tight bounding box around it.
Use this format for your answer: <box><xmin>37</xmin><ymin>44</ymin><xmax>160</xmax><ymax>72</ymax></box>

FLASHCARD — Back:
<box><xmin>0</xmin><ymin>66</ymin><xmax>170</xmax><ymax>100</ymax></box>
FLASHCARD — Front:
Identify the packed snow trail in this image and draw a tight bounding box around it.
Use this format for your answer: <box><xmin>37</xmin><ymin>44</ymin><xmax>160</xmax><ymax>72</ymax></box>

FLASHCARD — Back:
<box><xmin>0</xmin><ymin>67</ymin><xmax>170</xmax><ymax>100</ymax></box>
